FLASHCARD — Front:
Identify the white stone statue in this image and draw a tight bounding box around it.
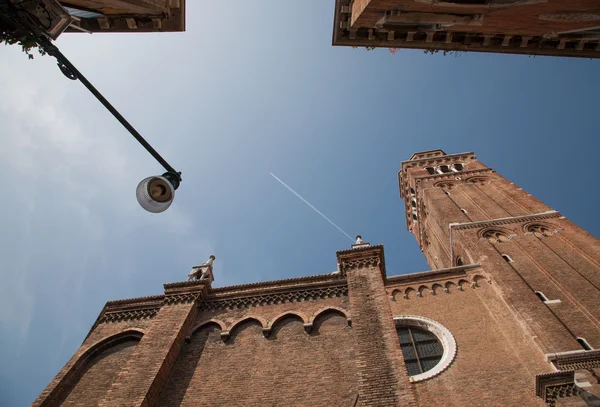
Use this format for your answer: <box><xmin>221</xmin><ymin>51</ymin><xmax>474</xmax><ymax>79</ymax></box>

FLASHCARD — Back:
<box><xmin>355</xmin><ymin>235</ymin><xmax>364</xmax><ymax>245</ymax></box>
<box><xmin>188</xmin><ymin>255</ymin><xmax>216</xmax><ymax>282</ymax></box>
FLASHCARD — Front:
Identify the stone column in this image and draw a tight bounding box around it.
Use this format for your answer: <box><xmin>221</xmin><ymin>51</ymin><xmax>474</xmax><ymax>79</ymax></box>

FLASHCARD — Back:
<box><xmin>98</xmin><ymin>281</ymin><xmax>208</xmax><ymax>407</ymax></box>
<box><xmin>337</xmin><ymin>244</ymin><xmax>416</xmax><ymax>407</ymax></box>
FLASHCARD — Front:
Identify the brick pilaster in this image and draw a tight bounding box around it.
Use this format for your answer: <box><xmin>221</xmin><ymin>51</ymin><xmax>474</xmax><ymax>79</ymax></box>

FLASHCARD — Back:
<box><xmin>98</xmin><ymin>281</ymin><xmax>207</xmax><ymax>407</ymax></box>
<box><xmin>338</xmin><ymin>244</ymin><xmax>416</xmax><ymax>407</ymax></box>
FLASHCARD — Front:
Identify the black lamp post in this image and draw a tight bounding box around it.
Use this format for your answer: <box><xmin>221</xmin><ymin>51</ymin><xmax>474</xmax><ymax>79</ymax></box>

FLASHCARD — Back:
<box><xmin>2</xmin><ymin>0</ymin><xmax>182</xmax><ymax>213</ymax></box>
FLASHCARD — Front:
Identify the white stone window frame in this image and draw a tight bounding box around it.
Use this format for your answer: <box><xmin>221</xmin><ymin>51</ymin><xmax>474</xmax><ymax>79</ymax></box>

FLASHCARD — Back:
<box><xmin>451</xmin><ymin>163</ymin><xmax>464</xmax><ymax>172</ymax></box>
<box><xmin>415</xmin><ymin>0</ymin><xmax>547</xmax><ymax>8</ymax></box>
<box><xmin>393</xmin><ymin>315</ymin><xmax>457</xmax><ymax>382</ymax></box>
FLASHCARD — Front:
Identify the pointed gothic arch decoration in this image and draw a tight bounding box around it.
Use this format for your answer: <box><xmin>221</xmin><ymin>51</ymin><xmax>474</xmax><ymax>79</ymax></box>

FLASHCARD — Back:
<box><xmin>221</xmin><ymin>315</ymin><xmax>268</xmax><ymax>342</ymax></box>
<box><xmin>190</xmin><ymin>319</ymin><xmax>227</xmax><ymax>336</ymax></box>
<box><xmin>478</xmin><ymin>227</ymin><xmax>512</xmax><ymax>243</ymax></box>
<box><xmin>465</xmin><ymin>176</ymin><xmax>492</xmax><ymax>184</ymax></box>
<box><xmin>263</xmin><ymin>311</ymin><xmax>310</xmax><ymax>336</ymax></box>
<box><xmin>523</xmin><ymin>221</ymin><xmax>560</xmax><ymax>237</ymax></box>
<box><xmin>43</xmin><ymin>330</ymin><xmax>143</xmax><ymax>406</ymax></box>
<box><xmin>303</xmin><ymin>306</ymin><xmax>352</xmax><ymax>332</ymax></box>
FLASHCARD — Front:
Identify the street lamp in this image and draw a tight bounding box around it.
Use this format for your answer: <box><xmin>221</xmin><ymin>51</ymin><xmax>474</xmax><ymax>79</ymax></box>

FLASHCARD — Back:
<box><xmin>2</xmin><ymin>0</ymin><xmax>182</xmax><ymax>213</ymax></box>
<box><xmin>136</xmin><ymin>172</ymin><xmax>180</xmax><ymax>213</ymax></box>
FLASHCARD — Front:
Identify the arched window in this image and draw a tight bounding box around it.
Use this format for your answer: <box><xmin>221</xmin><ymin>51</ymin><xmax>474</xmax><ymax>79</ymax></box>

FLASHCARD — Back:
<box><xmin>467</xmin><ymin>177</ymin><xmax>490</xmax><ymax>184</ymax></box>
<box><xmin>410</xmin><ymin>187</ymin><xmax>416</xmax><ymax>196</ymax></box>
<box><xmin>482</xmin><ymin>229</ymin><xmax>509</xmax><ymax>243</ymax></box>
<box><xmin>425</xmin><ymin>167</ymin><xmax>436</xmax><ymax>175</ymax></box>
<box><xmin>394</xmin><ymin>316</ymin><xmax>457</xmax><ymax>382</ymax></box>
<box><xmin>435</xmin><ymin>181</ymin><xmax>456</xmax><ymax>189</ymax></box>
<box><xmin>397</xmin><ymin>327</ymin><xmax>443</xmax><ymax>376</ymax></box>
<box><xmin>502</xmin><ymin>254</ymin><xmax>513</xmax><ymax>263</ymax></box>
<box><xmin>456</xmin><ymin>256</ymin><xmax>464</xmax><ymax>266</ymax></box>
<box><xmin>460</xmin><ymin>209</ymin><xmax>468</xmax><ymax>215</ymax></box>
<box><xmin>452</xmin><ymin>163</ymin><xmax>464</xmax><ymax>172</ymax></box>
<box><xmin>577</xmin><ymin>337</ymin><xmax>593</xmax><ymax>351</ymax></box>
<box><xmin>411</xmin><ymin>199</ymin><xmax>417</xmax><ymax>208</ymax></box>
<box><xmin>526</xmin><ymin>224</ymin><xmax>552</xmax><ymax>237</ymax></box>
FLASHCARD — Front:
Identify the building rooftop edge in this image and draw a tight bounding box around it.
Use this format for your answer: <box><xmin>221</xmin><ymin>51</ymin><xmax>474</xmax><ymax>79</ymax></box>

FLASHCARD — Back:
<box><xmin>386</xmin><ymin>263</ymin><xmax>481</xmax><ymax>285</ymax></box>
<box><xmin>408</xmin><ymin>149</ymin><xmax>447</xmax><ymax>160</ymax></box>
<box><xmin>101</xmin><ymin>272</ymin><xmax>345</xmax><ymax>308</ymax></box>
<box><xmin>400</xmin><ymin>151</ymin><xmax>475</xmax><ymax>169</ymax></box>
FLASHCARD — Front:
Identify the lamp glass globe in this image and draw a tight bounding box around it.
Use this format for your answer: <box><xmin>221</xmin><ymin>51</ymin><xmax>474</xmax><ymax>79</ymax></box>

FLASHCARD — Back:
<box><xmin>136</xmin><ymin>175</ymin><xmax>175</xmax><ymax>213</ymax></box>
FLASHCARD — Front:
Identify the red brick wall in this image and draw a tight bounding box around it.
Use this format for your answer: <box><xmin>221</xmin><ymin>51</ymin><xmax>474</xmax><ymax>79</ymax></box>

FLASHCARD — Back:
<box><xmin>388</xmin><ymin>273</ymin><xmax>548</xmax><ymax>406</ymax></box>
<box><xmin>32</xmin><ymin>325</ymin><xmax>149</xmax><ymax>407</ymax></box>
<box><xmin>158</xmin><ymin>312</ymin><xmax>357</xmax><ymax>406</ymax></box>
<box><xmin>455</xmin><ymin>222</ymin><xmax>600</xmax><ymax>352</ymax></box>
<box><xmin>99</xmin><ymin>301</ymin><xmax>197</xmax><ymax>407</ymax></box>
<box><xmin>59</xmin><ymin>339</ymin><xmax>138</xmax><ymax>406</ymax></box>
<box><xmin>340</xmin><ymin>249</ymin><xmax>417</xmax><ymax>407</ymax></box>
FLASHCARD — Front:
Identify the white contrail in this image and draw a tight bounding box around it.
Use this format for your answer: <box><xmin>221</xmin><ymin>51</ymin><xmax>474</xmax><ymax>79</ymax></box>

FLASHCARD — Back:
<box><xmin>269</xmin><ymin>172</ymin><xmax>354</xmax><ymax>242</ymax></box>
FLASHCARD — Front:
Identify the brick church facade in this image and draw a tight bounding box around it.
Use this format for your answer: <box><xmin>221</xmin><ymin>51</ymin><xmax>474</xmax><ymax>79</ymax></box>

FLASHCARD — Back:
<box><xmin>33</xmin><ymin>150</ymin><xmax>600</xmax><ymax>407</ymax></box>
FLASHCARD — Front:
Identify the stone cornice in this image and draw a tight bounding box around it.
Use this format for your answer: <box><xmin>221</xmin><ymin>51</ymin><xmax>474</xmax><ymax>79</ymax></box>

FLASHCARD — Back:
<box><xmin>209</xmin><ymin>273</ymin><xmax>345</xmax><ymax>295</ymax></box>
<box><xmin>336</xmin><ymin>244</ymin><xmax>387</xmax><ymax>279</ymax></box>
<box><xmin>401</xmin><ymin>152</ymin><xmax>475</xmax><ymax>171</ymax></box>
<box><xmin>408</xmin><ymin>149</ymin><xmax>447</xmax><ymax>161</ymax></box>
<box><xmin>105</xmin><ymin>295</ymin><xmax>165</xmax><ymax>308</ymax></box>
<box><xmin>536</xmin><ymin>371</ymin><xmax>580</xmax><ymax>407</ymax></box>
<box><xmin>385</xmin><ymin>264</ymin><xmax>480</xmax><ymax>286</ymax></box>
<box><xmin>198</xmin><ymin>280</ymin><xmax>348</xmax><ymax>312</ymax></box>
<box><xmin>451</xmin><ymin>211</ymin><xmax>561</xmax><ymax>231</ymax></box>
<box><xmin>546</xmin><ymin>349</ymin><xmax>600</xmax><ymax>371</ymax></box>
<box><xmin>88</xmin><ymin>295</ymin><xmax>165</xmax><ymax>335</ymax></box>
<box><xmin>101</xmin><ymin>308</ymin><xmax>159</xmax><ymax>323</ymax></box>
<box><xmin>164</xmin><ymin>280</ymin><xmax>210</xmax><ymax>305</ymax></box>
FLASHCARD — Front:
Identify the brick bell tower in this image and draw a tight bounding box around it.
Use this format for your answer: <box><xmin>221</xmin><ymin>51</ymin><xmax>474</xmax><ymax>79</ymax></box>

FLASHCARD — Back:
<box><xmin>399</xmin><ymin>150</ymin><xmax>600</xmax><ymax>404</ymax></box>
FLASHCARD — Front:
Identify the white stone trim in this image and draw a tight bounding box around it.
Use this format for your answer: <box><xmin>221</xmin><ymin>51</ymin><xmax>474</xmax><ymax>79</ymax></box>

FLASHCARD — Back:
<box><xmin>393</xmin><ymin>315</ymin><xmax>457</xmax><ymax>382</ymax></box>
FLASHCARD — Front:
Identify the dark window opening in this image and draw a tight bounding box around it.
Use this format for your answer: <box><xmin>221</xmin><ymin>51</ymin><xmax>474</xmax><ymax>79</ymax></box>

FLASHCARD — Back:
<box><xmin>425</xmin><ymin>167</ymin><xmax>436</xmax><ymax>175</ymax></box>
<box><xmin>577</xmin><ymin>337</ymin><xmax>593</xmax><ymax>351</ymax></box>
<box><xmin>397</xmin><ymin>327</ymin><xmax>443</xmax><ymax>376</ymax></box>
<box><xmin>456</xmin><ymin>256</ymin><xmax>464</xmax><ymax>266</ymax></box>
<box><xmin>535</xmin><ymin>291</ymin><xmax>549</xmax><ymax>302</ymax></box>
<box><xmin>502</xmin><ymin>254</ymin><xmax>513</xmax><ymax>263</ymax></box>
<box><xmin>438</xmin><ymin>165</ymin><xmax>451</xmax><ymax>173</ymax></box>
<box><xmin>452</xmin><ymin>163</ymin><xmax>464</xmax><ymax>171</ymax></box>
<box><xmin>410</xmin><ymin>187</ymin><xmax>416</xmax><ymax>195</ymax></box>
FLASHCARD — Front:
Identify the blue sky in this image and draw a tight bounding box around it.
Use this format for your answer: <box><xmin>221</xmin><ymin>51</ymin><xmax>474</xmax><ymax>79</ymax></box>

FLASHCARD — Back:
<box><xmin>1</xmin><ymin>1</ymin><xmax>600</xmax><ymax>405</ymax></box>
